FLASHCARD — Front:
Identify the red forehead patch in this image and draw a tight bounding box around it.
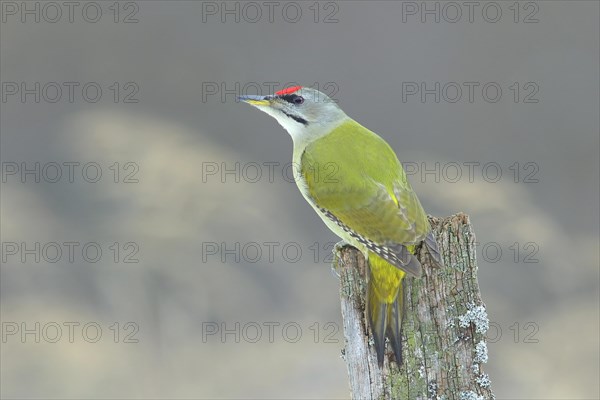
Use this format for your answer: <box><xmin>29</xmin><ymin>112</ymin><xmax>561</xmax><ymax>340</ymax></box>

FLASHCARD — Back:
<box><xmin>275</xmin><ymin>86</ymin><xmax>302</xmax><ymax>96</ymax></box>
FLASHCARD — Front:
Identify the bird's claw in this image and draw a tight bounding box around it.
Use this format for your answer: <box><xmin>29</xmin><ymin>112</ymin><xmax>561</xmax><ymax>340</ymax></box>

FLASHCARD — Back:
<box><xmin>330</xmin><ymin>240</ymin><xmax>353</xmax><ymax>278</ymax></box>
<box><xmin>333</xmin><ymin>240</ymin><xmax>352</xmax><ymax>254</ymax></box>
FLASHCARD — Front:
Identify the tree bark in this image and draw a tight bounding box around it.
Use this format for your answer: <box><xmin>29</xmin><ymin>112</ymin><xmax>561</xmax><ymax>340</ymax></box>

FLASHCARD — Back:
<box><xmin>338</xmin><ymin>213</ymin><xmax>494</xmax><ymax>400</ymax></box>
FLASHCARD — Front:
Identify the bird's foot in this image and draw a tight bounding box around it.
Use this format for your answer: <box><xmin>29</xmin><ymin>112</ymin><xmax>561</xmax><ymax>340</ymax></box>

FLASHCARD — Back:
<box><xmin>330</xmin><ymin>240</ymin><xmax>353</xmax><ymax>278</ymax></box>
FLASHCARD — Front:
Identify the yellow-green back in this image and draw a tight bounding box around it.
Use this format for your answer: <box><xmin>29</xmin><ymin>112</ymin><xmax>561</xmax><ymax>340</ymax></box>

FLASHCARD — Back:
<box><xmin>300</xmin><ymin>119</ymin><xmax>430</xmax><ymax>247</ymax></box>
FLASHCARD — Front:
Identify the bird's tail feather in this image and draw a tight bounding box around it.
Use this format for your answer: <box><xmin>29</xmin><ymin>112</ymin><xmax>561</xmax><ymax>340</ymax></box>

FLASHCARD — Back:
<box><xmin>367</xmin><ymin>268</ymin><xmax>405</xmax><ymax>366</ymax></box>
<box><xmin>386</xmin><ymin>279</ymin><xmax>404</xmax><ymax>365</ymax></box>
<box><xmin>425</xmin><ymin>231</ymin><xmax>444</xmax><ymax>267</ymax></box>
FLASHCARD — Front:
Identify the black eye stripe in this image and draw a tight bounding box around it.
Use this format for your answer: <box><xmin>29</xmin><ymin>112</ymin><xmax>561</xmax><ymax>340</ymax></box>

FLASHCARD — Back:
<box><xmin>280</xmin><ymin>94</ymin><xmax>303</xmax><ymax>104</ymax></box>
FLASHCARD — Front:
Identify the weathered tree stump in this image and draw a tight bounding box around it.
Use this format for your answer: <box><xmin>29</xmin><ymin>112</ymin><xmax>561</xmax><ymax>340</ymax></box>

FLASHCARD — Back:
<box><xmin>338</xmin><ymin>213</ymin><xmax>494</xmax><ymax>400</ymax></box>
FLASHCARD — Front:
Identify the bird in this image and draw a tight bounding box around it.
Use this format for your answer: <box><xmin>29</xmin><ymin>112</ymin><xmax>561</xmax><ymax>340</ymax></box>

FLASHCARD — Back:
<box><xmin>238</xmin><ymin>85</ymin><xmax>442</xmax><ymax>366</ymax></box>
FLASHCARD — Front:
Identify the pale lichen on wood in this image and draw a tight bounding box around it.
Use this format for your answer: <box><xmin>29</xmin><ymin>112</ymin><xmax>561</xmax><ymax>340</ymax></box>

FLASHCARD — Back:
<box><xmin>337</xmin><ymin>213</ymin><xmax>494</xmax><ymax>400</ymax></box>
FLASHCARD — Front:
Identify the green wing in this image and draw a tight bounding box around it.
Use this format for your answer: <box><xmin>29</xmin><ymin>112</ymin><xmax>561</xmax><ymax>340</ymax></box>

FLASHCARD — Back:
<box><xmin>301</xmin><ymin>120</ymin><xmax>430</xmax><ymax>251</ymax></box>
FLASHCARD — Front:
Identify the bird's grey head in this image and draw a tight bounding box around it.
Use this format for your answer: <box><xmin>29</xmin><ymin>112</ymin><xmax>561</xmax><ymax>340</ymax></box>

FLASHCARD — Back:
<box><xmin>238</xmin><ymin>86</ymin><xmax>348</xmax><ymax>143</ymax></box>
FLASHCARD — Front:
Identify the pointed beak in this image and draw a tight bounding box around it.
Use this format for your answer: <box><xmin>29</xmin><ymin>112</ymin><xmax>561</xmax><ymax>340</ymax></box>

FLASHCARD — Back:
<box><xmin>238</xmin><ymin>94</ymin><xmax>272</xmax><ymax>107</ymax></box>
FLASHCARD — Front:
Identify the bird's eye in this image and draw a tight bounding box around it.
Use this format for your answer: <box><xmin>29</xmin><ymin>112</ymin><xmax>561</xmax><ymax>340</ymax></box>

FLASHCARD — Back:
<box><xmin>280</xmin><ymin>94</ymin><xmax>305</xmax><ymax>105</ymax></box>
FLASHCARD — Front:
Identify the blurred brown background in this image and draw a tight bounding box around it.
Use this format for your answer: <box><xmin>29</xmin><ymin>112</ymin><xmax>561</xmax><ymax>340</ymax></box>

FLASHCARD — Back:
<box><xmin>1</xmin><ymin>1</ymin><xmax>598</xmax><ymax>399</ymax></box>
